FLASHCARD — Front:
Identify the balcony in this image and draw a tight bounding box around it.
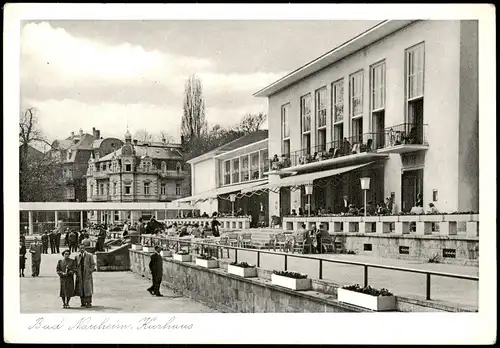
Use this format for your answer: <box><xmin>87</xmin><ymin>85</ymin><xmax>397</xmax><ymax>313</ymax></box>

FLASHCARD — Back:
<box><xmin>268</xmin><ymin>133</ymin><xmax>388</xmax><ymax>174</ymax></box>
<box><xmin>158</xmin><ymin>170</ymin><xmax>189</xmax><ymax>179</ymax></box>
<box><xmin>375</xmin><ymin>123</ymin><xmax>429</xmax><ymax>154</ymax></box>
<box><xmin>91</xmin><ymin>195</ymin><xmax>111</xmax><ymax>202</ymax></box>
<box><xmin>93</xmin><ymin>170</ymin><xmax>111</xmax><ymax>179</ymax></box>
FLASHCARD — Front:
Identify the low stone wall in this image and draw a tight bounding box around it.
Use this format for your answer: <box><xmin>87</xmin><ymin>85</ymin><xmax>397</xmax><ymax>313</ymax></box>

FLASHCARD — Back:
<box><xmin>129</xmin><ymin>251</ymin><xmax>476</xmax><ymax>313</ymax></box>
<box><xmin>96</xmin><ymin>244</ymin><xmax>130</xmax><ymax>271</ymax></box>
<box><xmin>335</xmin><ymin>233</ymin><xmax>478</xmax><ymax>266</ymax></box>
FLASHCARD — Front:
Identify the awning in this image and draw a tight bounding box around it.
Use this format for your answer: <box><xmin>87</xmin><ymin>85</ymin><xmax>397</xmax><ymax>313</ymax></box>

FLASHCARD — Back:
<box><xmin>241</xmin><ymin>162</ymin><xmax>374</xmax><ymax>194</ymax></box>
<box><xmin>174</xmin><ymin>179</ymin><xmax>268</xmax><ymax>203</ymax></box>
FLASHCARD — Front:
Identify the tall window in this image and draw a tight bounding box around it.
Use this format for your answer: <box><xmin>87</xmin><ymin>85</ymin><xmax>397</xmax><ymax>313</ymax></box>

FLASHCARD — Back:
<box><xmin>250</xmin><ymin>152</ymin><xmax>259</xmax><ymax>180</ymax></box>
<box><xmin>260</xmin><ymin>149</ymin><xmax>269</xmax><ymax>174</ymax></box>
<box><xmin>99</xmin><ymin>183</ymin><xmax>104</xmax><ymax>195</ymax></box>
<box><xmin>371</xmin><ymin>62</ymin><xmax>386</xmax><ymax>149</ymax></box>
<box><xmin>113</xmin><ymin>182</ymin><xmax>117</xmax><ymax>195</ymax></box>
<box><xmin>301</xmin><ymin>94</ymin><xmax>312</xmax><ymax>155</ymax></box>
<box><xmin>406</xmin><ymin>43</ymin><xmax>425</xmax><ymax>144</ymax></box>
<box><xmin>224</xmin><ymin>161</ymin><xmax>231</xmax><ymax>185</ymax></box>
<box><xmin>406</xmin><ymin>43</ymin><xmax>425</xmax><ymax>101</ymax></box>
<box><xmin>241</xmin><ymin>155</ymin><xmax>249</xmax><ymax>182</ymax></box>
<box><xmin>232</xmin><ymin>158</ymin><xmax>240</xmax><ymax>184</ymax></box>
<box><xmin>332</xmin><ymin>80</ymin><xmax>344</xmax><ymax>148</ymax></box>
<box><xmin>144</xmin><ymin>183</ymin><xmax>150</xmax><ymax>195</ymax></box>
<box><xmin>114</xmin><ymin>211</ymin><xmax>119</xmax><ymax>222</ymax></box>
<box><xmin>350</xmin><ymin>71</ymin><xmax>364</xmax><ymax>143</ymax></box>
<box><xmin>281</xmin><ymin>104</ymin><xmax>290</xmax><ymax>156</ymax></box>
<box><xmin>176</xmin><ymin>184</ymin><xmax>181</xmax><ymax>196</ymax></box>
<box><xmin>160</xmin><ymin>183</ymin><xmax>166</xmax><ymax>195</ymax></box>
<box><xmin>125</xmin><ymin>161</ymin><xmax>131</xmax><ymax>172</ymax></box>
<box><xmin>90</xmin><ymin>184</ymin><xmax>93</xmax><ymax>197</ymax></box>
<box><xmin>124</xmin><ymin>184</ymin><xmax>131</xmax><ymax>195</ymax></box>
<box><xmin>316</xmin><ymin>87</ymin><xmax>327</xmax><ymax>151</ymax></box>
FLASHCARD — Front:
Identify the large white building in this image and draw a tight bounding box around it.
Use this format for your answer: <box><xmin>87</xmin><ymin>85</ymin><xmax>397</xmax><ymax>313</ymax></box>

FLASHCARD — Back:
<box><xmin>251</xmin><ymin>20</ymin><xmax>478</xmax><ymax>219</ymax></box>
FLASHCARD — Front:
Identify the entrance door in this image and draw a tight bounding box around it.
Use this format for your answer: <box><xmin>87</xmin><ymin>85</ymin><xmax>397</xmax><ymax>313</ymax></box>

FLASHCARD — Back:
<box><xmin>372</xmin><ymin>110</ymin><xmax>385</xmax><ymax>149</ymax></box>
<box><xmin>280</xmin><ymin>187</ymin><xmax>291</xmax><ymax>217</ymax></box>
<box><xmin>401</xmin><ymin>169</ymin><xmax>423</xmax><ymax>212</ymax></box>
<box><xmin>407</xmin><ymin>99</ymin><xmax>424</xmax><ymax>144</ymax></box>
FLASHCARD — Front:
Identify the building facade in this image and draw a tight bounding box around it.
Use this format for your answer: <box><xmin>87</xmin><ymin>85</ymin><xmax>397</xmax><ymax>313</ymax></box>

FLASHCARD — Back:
<box><xmin>51</xmin><ymin>127</ymin><xmax>123</xmax><ymax>202</ymax></box>
<box><xmin>86</xmin><ymin>130</ymin><xmax>190</xmax><ymax>224</ymax></box>
<box><xmin>177</xmin><ymin>130</ymin><xmax>270</xmax><ymax>225</ymax></box>
<box><xmin>254</xmin><ymin>20</ymin><xmax>478</xmax><ymax>218</ymax></box>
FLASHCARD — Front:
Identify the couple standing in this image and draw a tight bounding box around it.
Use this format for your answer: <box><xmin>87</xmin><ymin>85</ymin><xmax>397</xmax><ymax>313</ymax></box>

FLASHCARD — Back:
<box><xmin>56</xmin><ymin>245</ymin><xmax>96</xmax><ymax>309</ymax></box>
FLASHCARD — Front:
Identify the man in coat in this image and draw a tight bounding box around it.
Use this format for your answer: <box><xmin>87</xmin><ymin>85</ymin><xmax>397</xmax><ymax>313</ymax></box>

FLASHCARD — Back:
<box><xmin>69</xmin><ymin>230</ymin><xmax>78</xmax><ymax>253</ymax></box>
<box><xmin>75</xmin><ymin>244</ymin><xmax>96</xmax><ymax>307</ymax></box>
<box><xmin>55</xmin><ymin>228</ymin><xmax>62</xmax><ymax>253</ymax></box>
<box><xmin>41</xmin><ymin>231</ymin><xmax>49</xmax><ymax>254</ymax></box>
<box><xmin>49</xmin><ymin>230</ymin><xmax>57</xmax><ymax>254</ymax></box>
<box><xmin>29</xmin><ymin>237</ymin><xmax>43</xmax><ymax>277</ymax></box>
<box><xmin>147</xmin><ymin>246</ymin><xmax>163</xmax><ymax>297</ymax></box>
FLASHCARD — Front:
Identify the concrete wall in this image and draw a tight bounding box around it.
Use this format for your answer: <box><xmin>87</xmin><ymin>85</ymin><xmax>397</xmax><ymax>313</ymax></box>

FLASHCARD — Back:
<box><xmin>337</xmin><ymin>233</ymin><xmax>478</xmax><ymax>266</ymax></box>
<box><xmin>96</xmin><ymin>244</ymin><xmax>130</xmax><ymax>271</ymax></box>
<box><xmin>129</xmin><ymin>251</ymin><xmax>475</xmax><ymax>312</ymax></box>
<box><xmin>267</xmin><ymin>20</ymin><xmax>477</xmax><ymax>213</ymax></box>
<box><xmin>458</xmin><ymin>20</ymin><xmax>479</xmax><ymax>212</ymax></box>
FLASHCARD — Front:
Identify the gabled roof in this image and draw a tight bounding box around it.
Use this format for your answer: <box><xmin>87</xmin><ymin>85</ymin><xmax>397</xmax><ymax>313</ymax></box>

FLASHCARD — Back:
<box><xmin>97</xmin><ymin>144</ymin><xmax>184</xmax><ymax>162</ymax></box>
<box><xmin>254</xmin><ymin>20</ymin><xmax>417</xmax><ymax>97</ymax></box>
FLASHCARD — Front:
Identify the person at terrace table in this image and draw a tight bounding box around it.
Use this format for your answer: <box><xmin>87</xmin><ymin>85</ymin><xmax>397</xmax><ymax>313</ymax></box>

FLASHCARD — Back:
<box><xmin>211</xmin><ymin>217</ymin><xmax>221</xmax><ymax>237</ymax></box>
<box><xmin>201</xmin><ymin>212</ymin><xmax>209</xmax><ymax>218</ymax></box>
<box><xmin>236</xmin><ymin>207</ymin><xmax>244</xmax><ymax>217</ymax></box>
<box><xmin>347</xmin><ymin>204</ymin><xmax>359</xmax><ymax>216</ymax></box>
<box><xmin>297</xmin><ymin>207</ymin><xmax>304</xmax><ymax>216</ymax></box>
<box><xmin>427</xmin><ymin>203</ymin><xmax>439</xmax><ymax>214</ymax></box>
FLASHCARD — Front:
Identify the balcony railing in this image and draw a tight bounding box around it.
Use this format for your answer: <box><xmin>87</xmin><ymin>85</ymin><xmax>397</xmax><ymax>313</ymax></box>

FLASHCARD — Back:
<box><xmin>93</xmin><ymin>170</ymin><xmax>111</xmax><ymax>179</ymax></box>
<box><xmin>268</xmin><ymin>123</ymin><xmax>428</xmax><ymax>171</ymax></box>
<box><xmin>158</xmin><ymin>170</ymin><xmax>189</xmax><ymax>179</ymax></box>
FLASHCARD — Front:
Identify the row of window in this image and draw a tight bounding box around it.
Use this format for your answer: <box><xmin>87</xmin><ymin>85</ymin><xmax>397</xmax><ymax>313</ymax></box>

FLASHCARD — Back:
<box><xmin>281</xmin><ymin>43</ymin><xmax>425</xmax><ymax>153</ymax></box>
<box><xmin>221</xmin><ymin>149</ymin><xmax>269</xmax><ymax>186</ymax></box>
<box><xmin>89</xmin><ymin>161</ymin><xmax>183</xmax><ymax>175</ymax></box>
<box><xmin>89</xmin><ymin>182</ymin><xmax>182</xmax><ymax>197</ymax></box>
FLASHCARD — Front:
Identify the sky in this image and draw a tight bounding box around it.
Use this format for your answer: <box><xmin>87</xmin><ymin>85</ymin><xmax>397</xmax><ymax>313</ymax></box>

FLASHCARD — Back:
<box><xmin>20</xmin><ymin>19</ymin><xmax>379</xmax><ymax>144</ymax></box>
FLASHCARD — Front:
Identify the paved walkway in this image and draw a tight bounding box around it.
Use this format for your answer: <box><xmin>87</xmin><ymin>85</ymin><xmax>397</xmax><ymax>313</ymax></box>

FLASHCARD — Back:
<box><xmin>222</xmin><ymin>249</ymin><xmax>479</xmax><ymax>309</ymax></box>
<box><xmin>20</xmin><ymin>254</ymin><xmax>219</xmax><ymax>313</ymax></box>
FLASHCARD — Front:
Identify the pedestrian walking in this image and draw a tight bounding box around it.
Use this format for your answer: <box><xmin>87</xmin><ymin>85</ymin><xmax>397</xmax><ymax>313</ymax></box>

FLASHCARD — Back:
<box><xmin>56</xmin><ymin>249</ymin><xmax>76</xmax><ymax>308</ymax></box>
<box><xmin>41</xmin><ymin>231</ymin><xmax>49</xmax><ymax>254</ymax></box>
<box><xmin>29</xmin><ymin>237</ymin><xmax>42</xmax><ymax>277</ymax></box>
<box><xmin>20</xmin><ymin>241</ymin><xmax>27</xmax><ymax>277</ymax></box>
<box><xmin>69</xmin><ymin>230</ymin><xmax>78</xmax><ymax>252</ymax></box>
<box><xmin>64</xmin><ymin>228</ymin><xmax>70</xmax><ymax>246</ymax></box>
<box><xmin>75</xmin><ymin>244</ymin><xmax>96</xmax><ymax>308</ymax></box>
<box><xmin>147</xmin><ymin>246</ymin><xmax>163</xmax><ymax>297</ymax></box>
<box><xmin>55</xmin><ymin>229</ymin><xmax>62</xmax><ymax>253</ymax></box>
<box><xmin>49</xmin><ymin>230</ymin><xmax>57</xmax><ymax>254</ymax></box>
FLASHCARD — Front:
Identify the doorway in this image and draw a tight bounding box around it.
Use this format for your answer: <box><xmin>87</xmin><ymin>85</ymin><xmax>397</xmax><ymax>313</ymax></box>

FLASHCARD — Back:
<box><xmin>401</xmin><ymin>169</ymin><xmax>423</xmax><ymax>212</ymax></box>
<box><xmin>280</xmin><ymin>187</ymin><xmax>291</xmax><ymax>217</ymax></box>
<box><xmin>372</xmin><ymin>110</ymin><xmax>385</xmax><ymax>149</ymax></box>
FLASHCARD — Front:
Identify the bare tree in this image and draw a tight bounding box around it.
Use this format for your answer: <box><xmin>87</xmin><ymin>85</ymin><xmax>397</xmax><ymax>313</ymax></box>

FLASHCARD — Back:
<box><xmin>181</xmin><ymin>74</ymin><xmax>207</xmax><ymax>142</ymax></box>
<box><xmin>158</xmin><ymin>131</ymin><xmax>175</xmax><ymax>144</ymax></box>
<box><xmin>237</xmin><ymin>112</ymin><xmax>267</xmax><ymax>134</ymax></box>
<box><xmin>133</xmin><ymin>129</ymin><xmax>154</xmax><ymax>142</ymax></box>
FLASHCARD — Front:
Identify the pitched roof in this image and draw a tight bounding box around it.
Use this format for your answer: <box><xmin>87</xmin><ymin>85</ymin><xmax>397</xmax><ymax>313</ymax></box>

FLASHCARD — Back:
<box><xmin>216</xmin><ymin>130</ymin><xmax>268</xmax><ymax>152</ymax></box>
<box><xmin>97</xmin><ymin>144</ymin><xmax>184</xmax><ymax>162</ymax></box>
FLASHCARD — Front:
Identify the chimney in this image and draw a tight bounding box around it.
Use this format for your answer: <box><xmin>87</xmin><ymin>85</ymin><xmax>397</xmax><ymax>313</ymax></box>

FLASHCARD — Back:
<box><xmin>92</xmin><ymin>127</ymin><xmax>96</xmax><ymax>137</ymax></box>
<box><xmin>79</xmin><ymin>128</ymin><xmax>83</xmax><ymax>136</ymax></box>
<box><xmin>71</xmin><ymin>131</ymin><xmax>75</xmax><ymax>138</ymax></box>
<box><xmin>96</xmin><ymin>130</ymin><xmax>101</xmax><ymax>139</ymax></box>
<box><xmin>162</xmin><ymin>137</ymin><xmax>166</xmax><ymax>144</ymax></box>
<box><xmin>133</xmin><ymin>139</ymin><xmax>138</xmax><ymax>146</ymax></box>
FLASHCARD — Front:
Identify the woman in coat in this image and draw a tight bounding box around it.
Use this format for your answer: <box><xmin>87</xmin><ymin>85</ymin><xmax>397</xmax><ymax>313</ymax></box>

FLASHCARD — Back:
<box><xmin>56</xmin><ymin>249</ymin><xmax>76</xmax><ymax>308</ymax></box>
<box><xmin>19</xmin><ymin>241</ymin><xmax>26</xmax><ymax>277</ymax></box>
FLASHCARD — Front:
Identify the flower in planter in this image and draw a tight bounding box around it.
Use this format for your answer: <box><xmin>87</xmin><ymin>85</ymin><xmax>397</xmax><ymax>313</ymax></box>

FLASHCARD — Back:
<box><xmin>230</xmin><ymin>261</ymin><xmax>255</xmax><ymax>268</ymax></box>
<box><xmin>342</xmin><ymin>284</ymin><xmax>394</xmax><ymax>297</ymax></box>
<box><xmin>272</xmin><ymin>270</ymin><xmax>308</xmax><ymax>279</ymax></box>
<box><xmin>197</xmin><ymin>254</ymin><xmax>216</xmax><ymax>260</ymax></box>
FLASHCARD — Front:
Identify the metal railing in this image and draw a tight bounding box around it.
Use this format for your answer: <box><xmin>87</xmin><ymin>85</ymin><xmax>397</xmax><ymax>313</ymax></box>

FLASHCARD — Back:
<box><xmin>267</xmin><ymin>123</ymin><xmax>428</xmax><ymax>171</ymax></box>
<box><xmin>137</xmin><ymin>235</ymin><xmax>478</xmax><ymax>303</ymax></box>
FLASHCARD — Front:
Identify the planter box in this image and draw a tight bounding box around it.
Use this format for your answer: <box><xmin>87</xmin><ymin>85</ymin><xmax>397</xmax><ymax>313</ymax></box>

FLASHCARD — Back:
<box><xmin>173</xmin><ymin>254</ymin><xmax>192</xmax><ymax>262</ymax></box>
<box><xmin>143</xmin><ymin>246</ymin><xmax>155</xmax><ymax>253</ymax></box>
<box><xmin>444</xmin><ymin>214</ymin><xmax>471</xmax><ymax>222</ymax></box>
<box><xmin>271</xmin><ymin>274</ymin><xmax>311</xmax><ymax>291</ymax></box>
<box><xmin>337</xmin><ymin>288</ymin><xmax>396</xmax><ymax>311</ymax></box>
<box><xmin>131</xmin><ymin>244</ymin><xmax>143</xmax><ymax>251</ymax></box>
<box><xmin>195</xmin><ymin>258</ymin><xmax>218</xmax><ymax>268</ymax></box>
<box><xmin>160</xmin><ymin>250</ymin><xmax>172</xmax><ymax>257</ymax></box>
<box><xmin>228</xmin><ymin>264</ymin><xmax>257</xmax><ymax>278</ymax></box>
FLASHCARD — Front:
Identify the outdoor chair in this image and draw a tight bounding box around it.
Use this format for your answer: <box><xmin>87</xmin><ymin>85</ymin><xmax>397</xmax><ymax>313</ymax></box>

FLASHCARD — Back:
<box><xmin>320</xmin><ymin>236</ymin><xmax>335</xmax><ymax>254</ymax></box>
<box><xmin>240</xmin><ymin>233</ymin><xmax>252</xmax><ymax>248</ymax></box>
<box><xmin>227</xmin><ymin>233</ymin><xmax>239</xmax><ymax>247</ymax></box>
<box><xmin>273</xmin><ymin>233</ymin><xmax>288</xmax><ymax>252</ymax></box>
<box><xmin>291</xmin><ymin>237</ymin><xmax>311</xmax><ymax>254</ymax></box>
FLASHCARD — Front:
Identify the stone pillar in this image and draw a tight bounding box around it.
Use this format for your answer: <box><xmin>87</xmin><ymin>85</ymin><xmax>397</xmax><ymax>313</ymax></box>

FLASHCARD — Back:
<box><xmin>466</xmin><ymin>221</ymin><xmax>479</xmax><ymax>237</ymax></box>
<box><xmin>80</xmin><ymin>211</ymin><xmax>84</xmax><ymax>230</ymax></box>
<box><xmin>54</xmin><ymin>211</ymin><xmax>59</xmax><ymax>229</ymax></box>
<box><xmin>28</xmin><ymin>211</ymin><xmax>33</xmax><ymax>235</ymax></box>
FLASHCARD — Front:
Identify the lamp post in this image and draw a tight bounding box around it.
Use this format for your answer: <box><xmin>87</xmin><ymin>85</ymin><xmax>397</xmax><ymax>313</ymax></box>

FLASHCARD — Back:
<box><xmin>304</xmin><ymin>183</ymin><xmax>313</xmax><ymax>217</ymax></box>
<box><xmin>229</xmin><ymin>194</ymin><xmax>237</xmax><ymax>216</ymax></box>
<box><xmin>360</xmin><ymin>177</ymin><xmax>371</xmax><ymax>217</ymax></box>
<box><xmin>176</xmin><ymin>201</ymin><xmax>180</xmax><ymax>218</ymax></box>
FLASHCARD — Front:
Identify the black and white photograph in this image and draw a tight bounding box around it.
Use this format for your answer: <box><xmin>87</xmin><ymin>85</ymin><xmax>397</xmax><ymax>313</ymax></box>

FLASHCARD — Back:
<box><xmin>4</xmin><ymin>3</ymin><xmax>496</xmax><ymax>344</ymax></box>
